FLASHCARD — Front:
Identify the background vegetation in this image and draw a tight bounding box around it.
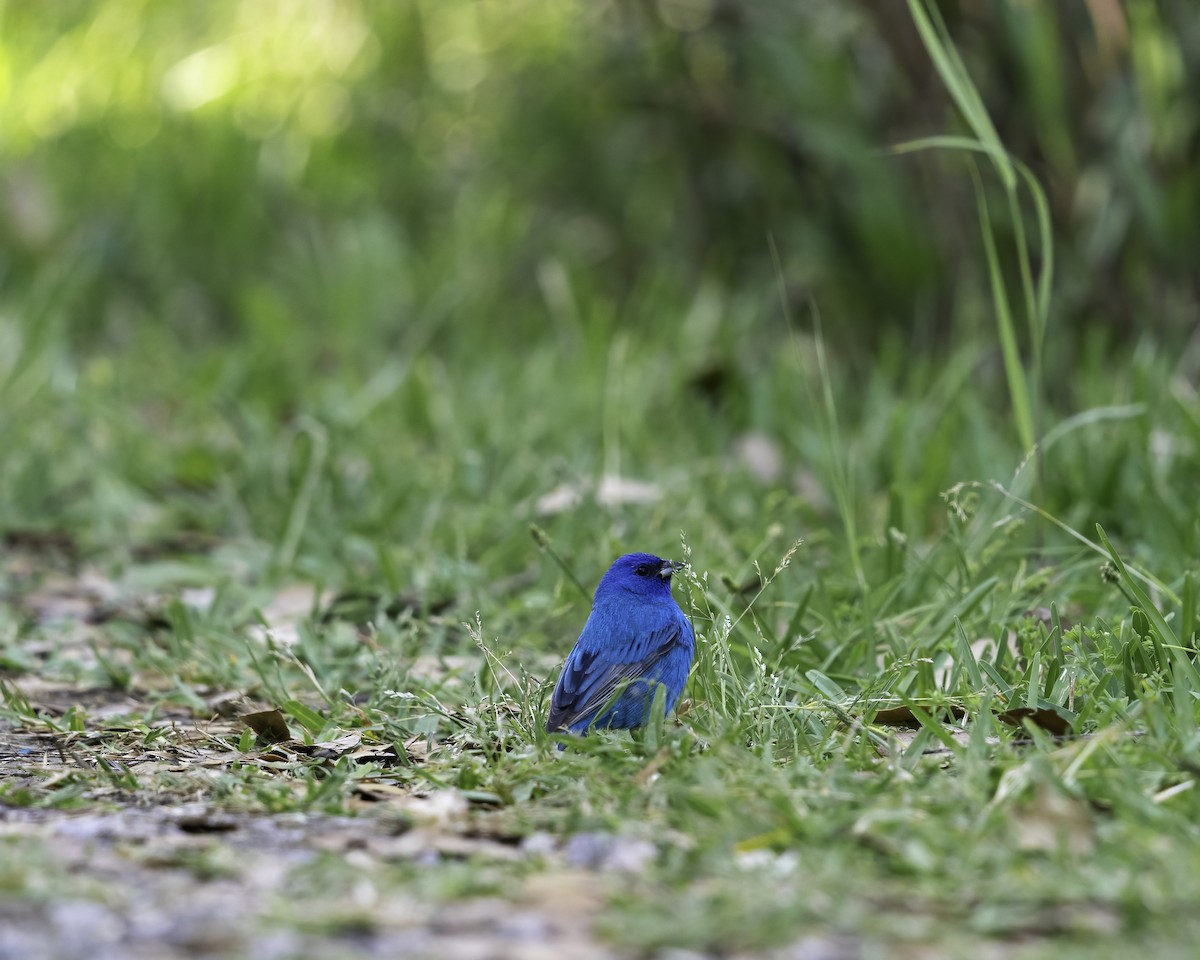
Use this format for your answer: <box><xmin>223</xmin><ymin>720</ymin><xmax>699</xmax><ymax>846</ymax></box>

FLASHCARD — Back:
<box><xmin>2</xmin><ymin>1</ymin><xmax>1199</xmax><ymax>957</ymax></box>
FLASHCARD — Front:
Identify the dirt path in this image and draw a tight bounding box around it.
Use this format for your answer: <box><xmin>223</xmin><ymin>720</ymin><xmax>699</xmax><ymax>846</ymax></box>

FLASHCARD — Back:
<box><xmin>1</xmin><ymin>793</ymin><xmax>623</xmax><ymax>960</ymax></box>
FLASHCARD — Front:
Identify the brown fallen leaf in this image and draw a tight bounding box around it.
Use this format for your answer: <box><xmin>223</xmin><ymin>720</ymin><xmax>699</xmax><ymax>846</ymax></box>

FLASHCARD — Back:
<box><xmin>240</xmin><ymin>709</ymin><xmax>290</xmax><ymax>743</ymax></box>
<box><xmin>869</xmin><ymin>703</ymin><xmax>1072</xmax><ymax>737</ymax></box>
<box><xmin>869</xmin><ymin>704</ymin><xmax>966</xmax><ymax>727</ymax></box>
<box><xmin>998</xmin><ymin>707</ymin><xmax>1072</xmax><ymax>736</ymax></box>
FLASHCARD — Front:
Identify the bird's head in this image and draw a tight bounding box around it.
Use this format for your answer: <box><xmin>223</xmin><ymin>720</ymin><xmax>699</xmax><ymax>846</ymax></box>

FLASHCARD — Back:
<box><xmin>596</xmin><ymin>552</ymin><xmax>684</xmax><ymax>602</ymax></box>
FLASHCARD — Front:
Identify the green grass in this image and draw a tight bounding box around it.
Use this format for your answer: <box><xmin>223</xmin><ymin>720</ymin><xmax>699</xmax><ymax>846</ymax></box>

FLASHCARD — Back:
<box><xmin>4</xmin><ymin>283</ymin><xmax>1200</xmax><ymax>954</ymax></box>
<box><xmin>3</xmin><ymin>3</ymin><xmax>1200</xmax><ymax>958</ymax></box>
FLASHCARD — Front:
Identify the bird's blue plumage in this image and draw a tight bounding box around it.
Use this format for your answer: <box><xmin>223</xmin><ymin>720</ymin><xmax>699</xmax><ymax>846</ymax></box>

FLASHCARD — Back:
<box><xmin>546</xmin><ymin>553</ymin><xmax>695</xmax><ymax>736</ymax></box>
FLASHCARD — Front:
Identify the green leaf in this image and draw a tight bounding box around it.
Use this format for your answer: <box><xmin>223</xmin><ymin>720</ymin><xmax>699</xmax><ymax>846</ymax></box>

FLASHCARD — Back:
<box><xmin>283</xmin><ymin>699</ymin><xmax>326</xmax><ymax>736</ymax></box>
<box><xmin>1182</xmin><ymin>571</ymin><xmax>1197</xmax><ymax>649</ymax></box>
<box><xmin>954</xmin><ymin>617</ymin><xmax>983</xmax><ymax>690</ymax></box>
<box><xmin>1025</xmin><ymin>651</ymin><xmax>1042</xmax><ymax>712</ymax></box>
<box><xmin>1098</xmin><ymin>525</ymin><xmax>1200</xmax><ymax>691</ymax></box>
<box><xmin>806</xmin><ymin>670</ymin><xmax>848</xmax><ymax>702</ymax></box>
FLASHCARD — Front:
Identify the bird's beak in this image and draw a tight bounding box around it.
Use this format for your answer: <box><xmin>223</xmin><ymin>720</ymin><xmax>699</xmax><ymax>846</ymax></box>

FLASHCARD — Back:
<box><xmin>658</xmin><ymin>559</ymin><xmax>684</xmax><ymax>580</ymax></box>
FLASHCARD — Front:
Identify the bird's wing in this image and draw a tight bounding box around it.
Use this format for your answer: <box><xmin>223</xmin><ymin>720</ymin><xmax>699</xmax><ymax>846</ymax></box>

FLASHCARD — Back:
<box><xmin>546</xmin><ymin>610</ymin><xmax>690</xmax><ymax>733</ymax></box>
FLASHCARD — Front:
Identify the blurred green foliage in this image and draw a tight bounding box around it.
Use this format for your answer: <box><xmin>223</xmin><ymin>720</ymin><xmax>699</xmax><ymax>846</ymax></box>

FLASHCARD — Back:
<box><xmin>2</xmin><ymin>0</ymin><xmax>1196</xmax><ymax>356</ymax></box>
<box><xmin>1</xmin><ymin>0</ymin><xmax>1198</xmax><ymax>571</ymax></box>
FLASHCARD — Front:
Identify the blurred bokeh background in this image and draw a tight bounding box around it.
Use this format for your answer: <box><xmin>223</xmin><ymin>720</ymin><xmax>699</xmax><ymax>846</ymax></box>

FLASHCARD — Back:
<box><xmin>1</xmin><ymin>0</ymin><xmax>1198</xmax><ymax>593</ymax></box>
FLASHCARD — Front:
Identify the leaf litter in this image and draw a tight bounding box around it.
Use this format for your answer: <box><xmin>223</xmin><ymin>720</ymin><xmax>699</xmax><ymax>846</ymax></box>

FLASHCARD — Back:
<box><xmin>0</xmin><ymin>547</ymin><xmax>1131</xmax><ymax>959</ymax></box>
<box><xmin>1</xmin><ymin>686</ymin><xmax>649</xmax><ymax>960</ymax></box>
<box><xmin>0</xmin><ymin>550</ymin><xmax>648</xmax><ymax>959</ymax></box>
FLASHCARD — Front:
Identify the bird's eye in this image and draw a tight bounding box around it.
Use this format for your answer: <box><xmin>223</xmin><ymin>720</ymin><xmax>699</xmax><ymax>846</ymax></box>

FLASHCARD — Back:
<box><xmin>634</xmin><ymin>564</ymin><xmax>650</xmax><ymax>577</ymax></box>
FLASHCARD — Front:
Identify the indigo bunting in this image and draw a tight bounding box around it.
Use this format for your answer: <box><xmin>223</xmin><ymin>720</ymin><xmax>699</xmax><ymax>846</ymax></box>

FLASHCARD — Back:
<box><xmin>546</xmin><ymin>553</ymin><xmax>694</xmax><ymax>735</ymax></box>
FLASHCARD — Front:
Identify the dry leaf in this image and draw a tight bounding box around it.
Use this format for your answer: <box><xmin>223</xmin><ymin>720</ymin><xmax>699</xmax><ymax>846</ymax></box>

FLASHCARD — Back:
<box><xmin>240</xmin><ymin>710</ymin><xmax>290</xmax><ymax>743</ymax></box>
<box><xmin>998</xmin><ymin>707</ymin><xmax>1072</xmax><ymax>736</ymax></box>
<box><xmin>870</xmin><ymin>704</ymin><xmax>1071</xmax><ymax>737</ymax></box>
<box><xmin>870</xmin><ymin>704</ymin><xmax>966</xmax><ymax>727</ymax></box>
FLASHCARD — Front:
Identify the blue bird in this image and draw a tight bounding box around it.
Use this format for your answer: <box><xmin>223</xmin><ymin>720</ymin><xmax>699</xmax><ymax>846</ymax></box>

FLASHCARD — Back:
<box><xmin>546</xmin><ymin>552</ymin><xmax>695</xmax><ymax>736</ymax></box>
